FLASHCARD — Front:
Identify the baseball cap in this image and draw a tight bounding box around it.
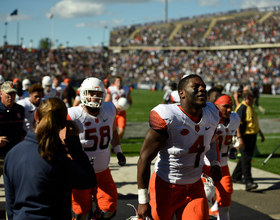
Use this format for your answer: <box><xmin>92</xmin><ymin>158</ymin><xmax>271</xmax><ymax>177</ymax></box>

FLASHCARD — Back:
<box><xmin>1</xmin><ymin>81</ymin><xmax>17</xmax><ymax>93</ymax></box>
<box><xmin>64</xmin><ymin>78</ymin><xmax>70</xmax><ymax>83</ymax></box>
<box><xmin>103</xmin><ymin>78</ymin><xmax>109</xmax><ymax>83</ymax></box>
<box><xmin>13</xmin><ymin>78</ymin><xmax>20</xmax><ymax>83</ymax></box>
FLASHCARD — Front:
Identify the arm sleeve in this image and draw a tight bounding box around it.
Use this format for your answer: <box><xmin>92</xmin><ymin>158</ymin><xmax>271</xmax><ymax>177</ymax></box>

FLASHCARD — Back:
<box><xmin>53</xmin><ymin>136</ymin><xmax>97</xmax><ymax>190</ymax></box>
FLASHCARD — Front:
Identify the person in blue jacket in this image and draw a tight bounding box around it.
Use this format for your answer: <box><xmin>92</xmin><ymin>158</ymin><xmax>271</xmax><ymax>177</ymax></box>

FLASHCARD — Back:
<box><xmin>4</xmin><ymin>97</ymin><xmax>97</xmax><ymax>220</ymax></box>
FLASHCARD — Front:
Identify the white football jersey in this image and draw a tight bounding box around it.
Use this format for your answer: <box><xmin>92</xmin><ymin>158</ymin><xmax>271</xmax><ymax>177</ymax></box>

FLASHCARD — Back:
<box><xmin>170</xmin><ymin>90</ymin><xmax>180</xmax><ymax>103</ymax></box>
<box><xmin>150</xmin><ymin>102</ymin><xmax>220</xmax><ymax>185</ymax></box>
<box><xmin>17</xmin><ymin>97</ymin><xmax>39</xmax><ymax>132</ymax></box>
<box><xmin>204</xmin><ymin>112</ymin><xmax>240</xmax><ymax>167</ymax></box>
<box><xmin>44</xmin><ymin>88</ymin><xmax>57</xmax><ymax>99</ymax></box>
<box><xmin>53</xmin><ymin>84</ymin><xmax>66</xmax><ymax>99</ymax></box>
<box><xmin>107</xmin><ymin>85</ymin><xmax>130</xmax><ymax>111</ymax></box>
<box><xmin>67</xmin><ymin>102</ymin><xmax>117</xmax><ymax>173</ymax></box>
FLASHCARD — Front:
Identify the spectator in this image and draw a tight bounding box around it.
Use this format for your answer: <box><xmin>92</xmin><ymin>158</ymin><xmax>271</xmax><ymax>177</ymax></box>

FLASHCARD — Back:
<box><xmin>63</xmin><ymin>78</ymin><xmax>76</xmax><ymax>107</ymax></box>
<box><xmin>137</xmin><ymin>74</ymin><xmax>222</xmax><ymax>220</ymax></box>
<box><xmin>106</xmin><ymin>76</ymin><xmax>132</xmax><ymax>140</ymax></box>
<box><xmin>4</xmin><ymin>97</ymin><xmax>97</xmax><ymax>219</ymax></box>
<box><xmin>67</xmin><ymin>77</ymin><xmax>126</xmax><ymax>219</ymax></box>
<box><xmin>0</xmin><ymin>81</ymin><xmax>25</xmax><ymax>177</ymax></box>
<box><xmin>17</xmin><ymin>83</ymin><xmax>44</xmax><ymax>132</ymax></box>
<box><xmin>232</xmin><ymin>90</ymin><xmax>265</xmax><ymax>191</ymax></box>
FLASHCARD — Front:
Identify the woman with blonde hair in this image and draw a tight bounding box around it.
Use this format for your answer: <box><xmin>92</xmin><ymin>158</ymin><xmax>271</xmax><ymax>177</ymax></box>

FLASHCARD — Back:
<box><xmin>4</xmin><ymin>98</ymin><xmax>96</xmax><ymax>219</ymax></box>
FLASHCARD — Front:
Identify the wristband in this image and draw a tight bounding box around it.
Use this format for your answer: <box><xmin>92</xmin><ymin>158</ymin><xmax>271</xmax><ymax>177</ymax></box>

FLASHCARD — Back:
<box><xmin>114</xmin><ymin>145</ymin><xmax>122</xmax><ymax>154</ymax></box>
<box><xmin>138</xmin><ymin>188</ymin><xmax>149</xmax><ymax>204</ymax></box>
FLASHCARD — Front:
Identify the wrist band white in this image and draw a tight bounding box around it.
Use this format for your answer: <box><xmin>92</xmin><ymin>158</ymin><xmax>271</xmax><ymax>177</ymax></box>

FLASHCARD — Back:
<box><xmin>114</xmin><ymin>145</ymin><xmax>122</xmax><ymax>154</ymax></box>
<box><xmin>211</xmin><ymin>160</ymin><xmax>221</xmax><ymax>167</ymax></box>
<box><xmin>138</xmin><ymin>188</ymin><xmax>149</xmax><ymax>204</ymax></box>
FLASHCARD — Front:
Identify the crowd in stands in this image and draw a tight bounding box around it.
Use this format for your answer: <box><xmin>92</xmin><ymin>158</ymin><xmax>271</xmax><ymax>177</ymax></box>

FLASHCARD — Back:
<box><xmin>110</xmin><ymin>11</ymin><xmax>280</xmax><ymax>47</ymax></box>
<box><xmin>1</xmin><ymin>46</ymin><xmax>280</xmax><ymax>95</ymax></box>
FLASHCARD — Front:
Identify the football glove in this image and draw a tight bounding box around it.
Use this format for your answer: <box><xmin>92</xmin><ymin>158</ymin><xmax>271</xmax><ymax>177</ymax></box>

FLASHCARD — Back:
<box><xmin>117</xmin><ymin>152</ymin><xmax>126</xmax><ymax>166</ymax></box>
<box><xmin>229</xmin><ymin>148</ymin><xmax>238</xmax><ymax>159</ymax></box>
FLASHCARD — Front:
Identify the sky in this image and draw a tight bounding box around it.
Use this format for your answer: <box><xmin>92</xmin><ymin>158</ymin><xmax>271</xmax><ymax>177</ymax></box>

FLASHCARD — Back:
<box><xmin>1</xmin><ymin>0</ymin><xmax>280</xmax><ymax>48</ymax></box>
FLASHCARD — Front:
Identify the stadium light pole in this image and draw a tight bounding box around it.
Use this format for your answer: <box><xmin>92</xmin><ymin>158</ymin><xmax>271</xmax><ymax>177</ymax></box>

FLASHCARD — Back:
<box><xmin>3</xmin><ymin>36</ymin><xmax>6</xmax><ymax>46</ymax></box>
<box><xmin>165</xmin><ymin>0</ymin><xmax>168</xmax><ymax>23</ymax></box>
<box><xmin>20</xmin><ymin>37</ymin><xmax>23</xmax><ymax>46</ymax></box>
<box><xmin>4</xmin><ymin>22</ymin><xmax>8</xmax><ymax>44</ymax></box>
<box><xmin>30</xmin><ymin>39</ymin><xmax>33</xmax><ymax>48</ymax></box>
<box><xmin>103</xmin><ymin>26</ymin><xmax>108</xmax><ymax>46</ymax></box>
<box><xmin>88</xmin><ymin>36</ymin><xmax>91</xmax><ymax>47</ymax></box>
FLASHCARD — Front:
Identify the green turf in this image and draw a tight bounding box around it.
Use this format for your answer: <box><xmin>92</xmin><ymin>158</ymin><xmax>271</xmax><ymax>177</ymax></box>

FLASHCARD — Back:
<box><xmin>121</xmin><ymin>90</ymin><xmax>280</xmax><ymax>176</ymax></box>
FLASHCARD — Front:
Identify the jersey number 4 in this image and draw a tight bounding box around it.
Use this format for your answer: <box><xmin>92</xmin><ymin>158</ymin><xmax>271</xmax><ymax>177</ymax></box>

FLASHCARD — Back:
<box><xmin>84</xmin><ymin>125</ymin><xmax>111</xmax><ymax>151</ymax></box>
<box><xmin>189</xmin><ymin>135</ymin><xmax>205</xmax><ymax>168</ymax></box>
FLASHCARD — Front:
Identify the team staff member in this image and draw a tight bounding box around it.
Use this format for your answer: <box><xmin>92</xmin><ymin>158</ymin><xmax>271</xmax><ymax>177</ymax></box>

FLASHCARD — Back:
<box><xmin>137</xmin><ymin>74</ymin><xmax>222</xmax><ymax>220</ymax></box>
<box><xmin>17</xmin><ymin>83</ymin><xmax>44</xmax><ymax>132</ymax></box>
<box><xmin>0</xmin><ymin>81</ymin><xmax>25</xmax><ymax>177</ymax></box>
<box><xmin>105</xmin><ymin>76</ymin><xmax>132</xmax><ymax>139</ymax></box>
<box><xmin>4</xmin><ymin>98</ymin><xmax>97</xmax><ymax>219</ymax></box>
<box><xmin>203</xmin><ymin>94</ymin><xmax>240</xmax><ymax>220</ymax></box>
<box><xmin>232</xmin><ymin>90</ymin><xmax>265</xmax><ymax>191</ymax></box>
<box><xmin>68</xmin><ymin>77</ymin><xmax>126</xmax><ymax>219</ymax></box>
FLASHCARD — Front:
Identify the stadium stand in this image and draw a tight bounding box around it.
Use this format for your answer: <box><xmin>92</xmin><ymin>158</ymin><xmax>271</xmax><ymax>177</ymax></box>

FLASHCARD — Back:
<box><xmin>1</xmin><ymin>6</ymin><xmax>280</xmax><ymax>94</ymax></box>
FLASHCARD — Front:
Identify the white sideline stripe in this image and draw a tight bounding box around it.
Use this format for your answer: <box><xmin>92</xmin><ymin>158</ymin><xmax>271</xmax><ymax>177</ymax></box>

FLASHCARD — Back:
<box><xmin>257</xmin><ymin>136</ymin><xmax>280</xmax><ymax>139</ymax></box>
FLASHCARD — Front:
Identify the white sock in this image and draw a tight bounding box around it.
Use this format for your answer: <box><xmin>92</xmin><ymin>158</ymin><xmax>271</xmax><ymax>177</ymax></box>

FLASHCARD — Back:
<box><xmin>217</xmin><ymin>206</ymin><xmax>230</xmax><ymax>220</ymax></box>
<box><xmin>211</xmin><ymin>200</ymin><xmax>218</xmax><ymax>211</ymax></box>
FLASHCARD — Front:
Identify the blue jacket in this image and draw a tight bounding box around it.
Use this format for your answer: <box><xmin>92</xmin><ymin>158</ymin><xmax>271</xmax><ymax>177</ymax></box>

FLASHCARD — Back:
<box><xmin>4</xmin><ymin>131</ymin><xmax>97</xmax><ymax>219</ymax></box>
<box><xmin>0</xmin><ymin>101</ymin><xmax>24</xmax><ymax>157</ymax></box>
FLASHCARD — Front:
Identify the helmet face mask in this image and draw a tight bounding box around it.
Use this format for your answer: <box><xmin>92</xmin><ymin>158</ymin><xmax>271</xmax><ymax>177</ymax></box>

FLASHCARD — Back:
<box><xmin>80</xmin><ymin>77</ymin><xmax>105</xmax><ymax>108</ymax></box>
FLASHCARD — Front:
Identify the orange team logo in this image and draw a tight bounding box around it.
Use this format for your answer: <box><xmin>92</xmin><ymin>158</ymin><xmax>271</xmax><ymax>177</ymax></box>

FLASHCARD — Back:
<box><xmin>10</xmin><ymin>83</ymin><xmax>14</xmax><ymax>88</ymax></box>
<box><xmin>95</xmin><ymin>118</ymin><xmax>99</xmax><ymax>123</ymax></box>
<box><xmin>217</xmin><ymin>130</ymin><xmax>223</xmax><ymax>135</ymax></box>
<box><xmin>180</xmin><ymin>129</ymin><xmax>189</xmax><ymax>136</ymax></box>
<box><xmin>85</xmin><ymin>121</ymin><xmax>91</xmax><ymax>126</ymax></box>
<box><xmin>225</xmin><ymin>128</ymin><xmax>229</xmax><ymax>133</ymax></box>
<box><xmin>195</xmin><ymin>125</ymin><xmax>200</xmax><ymax>132</ymax></box>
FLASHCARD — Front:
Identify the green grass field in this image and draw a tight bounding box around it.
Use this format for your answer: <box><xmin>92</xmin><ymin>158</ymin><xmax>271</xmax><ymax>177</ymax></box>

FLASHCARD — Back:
<box><xmin>120</xmin><ymin>89</ymin><xmax>280</xmax><ymax>175</ymax></box>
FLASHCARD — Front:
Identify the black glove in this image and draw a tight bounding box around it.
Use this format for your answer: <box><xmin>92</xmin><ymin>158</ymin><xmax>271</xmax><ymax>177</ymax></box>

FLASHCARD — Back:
<box><xmin>210</xmin><ymin>165</ymin><xmax>222</xmax><ymax>182</ymax></box>
<box><xmin>117</xmin><ymin>152</ymin><xmax>126</xmax><ymax>166</ymax></box>
<box><xmin>229</xmin><ymin>148</ymin><xmax>238</xmax><ymax>159</ymax></box>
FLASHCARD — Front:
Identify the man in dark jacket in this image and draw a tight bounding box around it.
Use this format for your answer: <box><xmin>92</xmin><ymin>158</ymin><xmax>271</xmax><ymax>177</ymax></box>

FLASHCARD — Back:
<box><xmin>0</xmin><ymin>81</ymin><xmax>25</xmax><ymax>176</ymax></box>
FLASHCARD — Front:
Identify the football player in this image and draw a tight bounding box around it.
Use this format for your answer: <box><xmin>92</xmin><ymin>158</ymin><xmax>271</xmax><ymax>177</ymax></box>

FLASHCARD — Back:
<box><xmin>105</xmin><ymin>76</ymin><xmax>132</xmax><ymax>139</ymax></box>
<box><xmin>203</xmin><ymin>94</ymin><xmax>240</xmax><ymax>220</ymax></box>
<box><xmin>67</xmin><ymin>77</ymin><xmax>126</xmax><ymax>220</ymax></box>
<box><xmin>17</xmin><ymin>83</ymin><xmax>44</xmax><ymax>132</ymax></box>
<box><xmin>137</xmin><ymin>74</ymin><xmax>222</xmax><ymax>220</ymax></box>
<box><xmin>42</xmin><ymin>76</ymin><xmax>57</xmax><ymax>99</ymax></box>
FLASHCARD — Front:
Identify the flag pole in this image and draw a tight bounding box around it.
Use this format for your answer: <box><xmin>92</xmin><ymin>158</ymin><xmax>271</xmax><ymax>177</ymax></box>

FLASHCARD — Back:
<box><xmin>17</xmin><ymin>8</ymin><xmax>19</xmax><ymax>45</ymax></box>
<box><xmin>52</xmin><ymin>16</ymin><xmax>54</xmax><ymax>48</ymax></box>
